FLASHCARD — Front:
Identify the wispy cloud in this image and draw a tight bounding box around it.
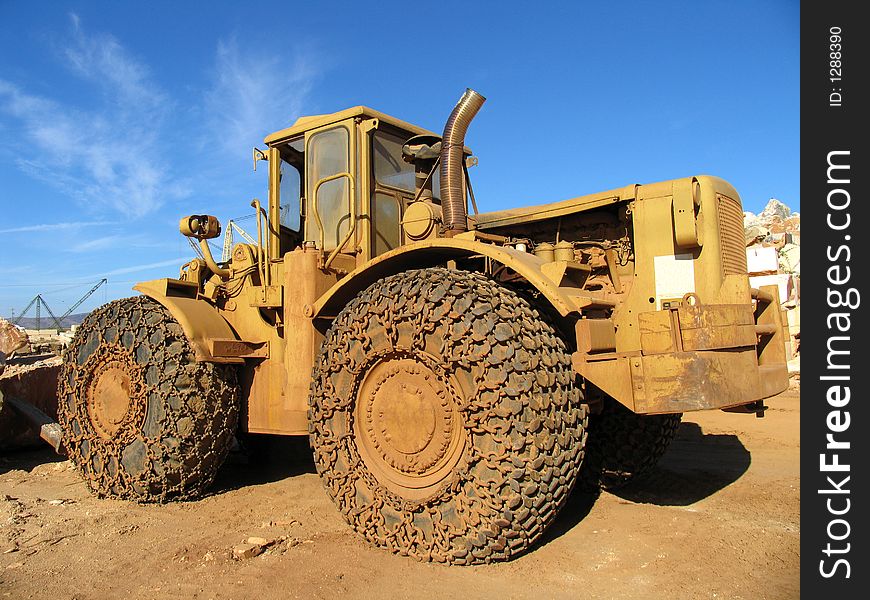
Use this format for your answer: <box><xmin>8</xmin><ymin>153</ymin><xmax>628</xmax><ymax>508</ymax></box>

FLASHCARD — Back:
<box><xmin>64</xmin><ymin>14</ymin><xmax>166</xmax><ymax>114</ymax></box>
<box><xmin>69</xmin><ymin>233</ymin><xmax>169</xmax><ymax>253</ymax></box>
<box><xmin>101</xmin><ymin>257</ymin><xmax>189</xmax><ymax>277</ymax></box>
<box><xmin>206</xmin><ymin>37</ymin><xmax>317</xmax><ymax>162</ymax></box>
<box><xmin>0</xmin><ymin>14</ymin><xmax>181</xmax><ymax>218</ymax></box>
<box><xmin>0</xmin><ymin>220</ymin><xmax>115</xmax><ymax>234</ymax></box>
<box><xmin>70</xmin><ymin>235</ymin><xmax>125</xmax><ymax>253</ymax></box>
<box><xmin>0</xmin><ymin>266</ymin><xmax>31</xmax><ymax>277</ymax></box>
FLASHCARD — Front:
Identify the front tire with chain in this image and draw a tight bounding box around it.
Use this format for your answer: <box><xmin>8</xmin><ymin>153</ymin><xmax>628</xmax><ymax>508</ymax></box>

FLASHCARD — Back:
<box><xmin>309</xmin><ymin>268</ymin><xmax>588</xmax><ymax>564</ymax></box>
<box><xmin>578</xmin><ymin>398</ymin><xmax>682</xmax><ymax>491</ymax></box>
<box><xmin>57</xmin><ymin>296</ymin><xmax>239</xmax><ymax>502</ymax></box>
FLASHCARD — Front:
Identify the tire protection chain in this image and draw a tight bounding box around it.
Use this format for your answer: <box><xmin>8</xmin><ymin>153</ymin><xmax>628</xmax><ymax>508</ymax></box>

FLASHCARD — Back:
<box><xmin>309</xmin><ymin>268</ymin><xmax>589</xmax><ymax>564</ymax></box>
<box><xmin>579</xmin><ymin>398</ymin><xmax>682</xmax><ymax>491</ymax></box>
<box><xmin>57</xmin><ymin>296</ymin><xmax>239</xmax><ymax>502</ymax></box>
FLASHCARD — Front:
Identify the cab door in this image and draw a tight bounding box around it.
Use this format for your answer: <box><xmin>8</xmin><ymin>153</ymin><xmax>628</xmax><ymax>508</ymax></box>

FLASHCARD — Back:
<box><xmin>304</xmin><ymin>120</ymin><xmax>357</xmax><ymax>267</ymax></box>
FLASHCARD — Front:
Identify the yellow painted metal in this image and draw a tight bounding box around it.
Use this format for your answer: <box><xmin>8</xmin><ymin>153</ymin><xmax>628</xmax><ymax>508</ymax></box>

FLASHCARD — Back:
<box><xmin>131</xmin><ymin>100</ymin><xmax>791</xmax><ymax>434</ymax></box>
<box><xmin>474</xmin><ymin>184</ymin><xmax>638</xmax><ymax>229</ymax></box>
<box><xmin>357</xmin><ymin>118</ymin><xmax>379</xmax><ymax>265</ymax></box>
<box><xmin>198</xmin><ymin>238</ymin><xmax>231</xmax><ymax>279</ymax></box>
<box><xmin>265</xmin><ymin>106</ymin><xmax>436</xmax><ymax>147</ymax></box>
<box><xmin>638</xmin><ymin>311</ymin><xmax>678</xmax><ymax>355</ymax></box>
<box><xmin>250</xmin><ymin>198</ymin><xmax>268</xmax><ymax>287</ymax></box>
<box><xmin>540</xmin><ymin>260</ymin><xmax>591</xmax><ymax>288</ymax></box>
<box><xmin>575</xmin><ymin>319</ymin><xmax>617</xmax><ymax>354</ymax></box>
<box><xmin>310</xmin><ymin>238</ymin><xmax>614</xmax><ymax>320</ymax></box>
<box><xmin>304</xmin><ymin>119</ymin><xmax>358</xmax><ymax>270</ymax></box>
<box><xmin>248</xmin><ymin>248</ymin><xmax>352</xmax><ymax>435</ymax></box>
<box><xmin>209</xmin><ymin>339</ymin><xmax>269</xmax><ymax>359</ymax></box>
<box><xmin>402</xmin><ymin>202</ymin><xmax>438</xmax><ymax>240</ymax></box>
<box><xmin>755</xmin><ymin>284</ymin><xmax>789</xmax><ymax>374</ymax></box>
<box><xmin>573</xmin><ymin>294</ymin><xmax>788</xmax><ymax>413</ymax></box>
<box><xmin>133</xmin><ymin>279</ymin><xmax>242</xmax><ymax>364</ymax></box>
<box><xmin>602</xmin><ymin>175</ymin><xmax>752</xmax><ymax>354</ymax></box>
<box><xmin>268</xmin><ymin>146</ymin><xmax>282</xmax><ymax>261</ymax></box>
<box><xmin>573</xmin><ymin>345</ymin><xmax>785</xmax><ymax>415</ymax></box>
<box><xmin>678</xmin><ymin>303</ymin><xmax>757</xmax><ymax>351</ymax></box>
<box><xmin>672</xmin><ymin>177</ymin><xmax>704</xmax><ymax>248</ymax></box>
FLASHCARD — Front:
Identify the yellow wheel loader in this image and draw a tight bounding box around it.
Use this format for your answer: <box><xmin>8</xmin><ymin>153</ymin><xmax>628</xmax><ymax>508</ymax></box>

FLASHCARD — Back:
<box><xmin>49</xmin><ymin>89</ymin><xmax>788</xmax><ymax>564</ymax></box>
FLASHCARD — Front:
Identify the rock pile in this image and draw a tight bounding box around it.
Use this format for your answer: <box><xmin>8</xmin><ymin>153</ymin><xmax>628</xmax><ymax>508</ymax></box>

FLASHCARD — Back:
<box><xmin>1</xmin><ymin>317</ymin><xmax>62</xmax><ymax>451</ymax></box>
<box><xmin>744</xmin><ymin>198</ymin><xmax>800</xmax><ymax>374</ymax></box>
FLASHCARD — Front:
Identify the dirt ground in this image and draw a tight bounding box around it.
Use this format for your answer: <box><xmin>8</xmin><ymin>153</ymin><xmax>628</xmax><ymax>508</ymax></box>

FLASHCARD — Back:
<box><xmin>0</xmin><ymin>386</ymin><xmax>799</xmax><ymax>600</ymax></box>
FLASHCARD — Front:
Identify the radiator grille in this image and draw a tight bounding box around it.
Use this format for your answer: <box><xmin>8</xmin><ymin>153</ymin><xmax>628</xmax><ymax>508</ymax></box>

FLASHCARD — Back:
<box><xmin>717</xmin><ymin>194</ymin><xmax>747</xmax><ymax>275</ymax></box>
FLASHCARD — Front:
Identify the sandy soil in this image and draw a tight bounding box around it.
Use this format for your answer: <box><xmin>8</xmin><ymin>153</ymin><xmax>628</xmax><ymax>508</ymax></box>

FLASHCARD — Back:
<box><xmin>0</xmin><ymin>386</ymin><xmax>799</xmax><ymax>600</ymax></box>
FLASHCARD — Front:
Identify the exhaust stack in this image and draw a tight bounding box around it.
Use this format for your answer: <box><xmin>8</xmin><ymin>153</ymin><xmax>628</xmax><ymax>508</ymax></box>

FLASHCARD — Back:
<box><xmin>439</xmin><ymin>88</ymin><xmax>486</xmax><ymax>234</ymax></box>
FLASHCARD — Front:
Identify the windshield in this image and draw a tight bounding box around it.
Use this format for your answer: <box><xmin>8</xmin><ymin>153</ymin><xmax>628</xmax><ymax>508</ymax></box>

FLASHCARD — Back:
<box><xmin>373</xmin><ymin>131</ymin><xmax>415</xmax><ymax>191</ymax></box>
<box><xmin>372</xmin><ymin>130</ymin><xmax>441</xmax><ymax>198</ymax></box>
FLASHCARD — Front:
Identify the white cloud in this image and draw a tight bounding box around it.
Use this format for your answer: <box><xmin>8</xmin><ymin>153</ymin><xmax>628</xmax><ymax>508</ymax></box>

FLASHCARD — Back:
<box><xmin>100</xmin><ymin>257</ymin><xmax>189</xmax><ymax>277</ymax></box>
<box><xmin>64</xmin><ymin>13</ymin><xmax>167</xmax><ymax>114</ymax></box>
<box><xmin>0</xmin><ymin>20</ymin><xmax>320</xmax><ymax>229</ymax></box>
<box><xmin>206</xmin><ymin>37</ymin><xmax>316</xmax><ymax>161</ymax></box>
<box><xmin>69</xmin><ymin>233</ymin><xmax>169</xmax><ymax>253</ymax></box>
<box><xmin>0</xmin><ymin>15</ymin><xmax>179</xmax><ymax>218</ymax></box>
<box><xmin>0</xmin><ymin>220</ymin><xmax>115</xmax><ymax>234</ymax></box>
<box><xmin>70</xmin><ymin>235</ymin><xmax>125</xmax><ymax>253</ymax></box>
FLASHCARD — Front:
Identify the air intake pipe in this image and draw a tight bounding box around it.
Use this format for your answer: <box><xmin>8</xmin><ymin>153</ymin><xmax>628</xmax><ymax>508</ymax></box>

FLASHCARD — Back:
<box><xmin>439</xmin><ymin>88</ymin><xmax>486</xmax><ymax>234</ymax></box>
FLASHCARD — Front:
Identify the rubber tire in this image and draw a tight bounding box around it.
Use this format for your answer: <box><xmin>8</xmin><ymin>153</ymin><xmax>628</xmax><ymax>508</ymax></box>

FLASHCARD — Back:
<box><xmin>309</xmin><ymin>268</ymin><xmax>588</xmax><ymax>564</ymax></box>
<box><xmin>578</xmin><ymin>398</ymin><xmax>681</xmax><ymax>491</ymax></box>
<box><xmin>57</xmin><ymin>296</ymin><xmax>239</xmax><ymax>502</ymax></box>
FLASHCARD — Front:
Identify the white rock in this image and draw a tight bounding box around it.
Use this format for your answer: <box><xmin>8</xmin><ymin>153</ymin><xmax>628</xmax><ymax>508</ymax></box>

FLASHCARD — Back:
<box><xmin>232</xmin><ymin>543</ymin><xmax>263</xmax><ymax>560</ymax></box>
<box><xmin>760</xmin><ymin>198</ymin><xmax>791</xmax><ymax>221</ymax></box>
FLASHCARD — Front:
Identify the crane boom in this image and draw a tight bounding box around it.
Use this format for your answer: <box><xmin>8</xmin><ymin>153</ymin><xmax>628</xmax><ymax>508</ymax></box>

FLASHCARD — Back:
<box><xmin>59</xmin><ymin>279</ymin><xmax>107</xmax><ymax>321</ymax></box>
<box><xmin>12</xmin><ymin>296</ymin><xmax>39</xmax><ymax>327</ymax></box>
<box><xmin>38</xmin><ymin>296</ymin><xmax>65</xmax><ymax>330</ymax></box>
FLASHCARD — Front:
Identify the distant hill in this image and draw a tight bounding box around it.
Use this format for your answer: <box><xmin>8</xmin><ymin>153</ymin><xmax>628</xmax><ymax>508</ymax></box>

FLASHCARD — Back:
<box><xmin>2</xmin><ymin>312</ymin><xmax>89</xmax><ymax>330</ymax></box>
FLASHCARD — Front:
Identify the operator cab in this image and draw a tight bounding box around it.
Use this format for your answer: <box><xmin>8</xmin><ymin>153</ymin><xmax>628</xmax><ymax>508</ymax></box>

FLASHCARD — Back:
<box><xmin>264</xmin><ymin>106</ymin><xmax>444</xmax><ymax>265</ymax></box>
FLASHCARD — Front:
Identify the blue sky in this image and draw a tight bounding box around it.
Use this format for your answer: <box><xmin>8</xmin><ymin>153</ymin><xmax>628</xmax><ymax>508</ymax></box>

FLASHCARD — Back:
<box><xmin>0</xmin><ymin>0</ymin><xmax>798</xmax><ymax>318</ymax></box>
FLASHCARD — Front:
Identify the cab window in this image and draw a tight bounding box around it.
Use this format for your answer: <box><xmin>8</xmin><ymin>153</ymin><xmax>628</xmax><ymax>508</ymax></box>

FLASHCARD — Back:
<box><xmin>279</xmin><ymin>137</ymin><xmax>304</xmax><ymax>232</ymax></box>
<box><xmin>307</xmin><ymin>127</ymin><xmax>351</xmax><ymax>250</ymax></box>
<box><xmin>373</xmin><ymin>131</ymin><xmax>415</xmax><ymax>191</ymax></box>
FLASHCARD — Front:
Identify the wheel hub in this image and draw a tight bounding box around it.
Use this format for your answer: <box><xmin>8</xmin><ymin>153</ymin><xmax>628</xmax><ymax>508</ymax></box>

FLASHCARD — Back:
<box><xmin>355</xmin><ymin>357</ymin><xmax>465</xmax><ymax>496</ymax></box>
<box><xmin>84</xmin><ymin>344</ymin><xmax>146</xmax><ymax>441</ymax></box>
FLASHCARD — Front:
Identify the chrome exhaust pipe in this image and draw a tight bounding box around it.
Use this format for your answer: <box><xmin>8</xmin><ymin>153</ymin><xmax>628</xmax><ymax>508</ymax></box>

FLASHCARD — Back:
<box><xmin>439</xmin><ymin>88</ymin><xmax>486</xmax><ymax>234</ymax></box>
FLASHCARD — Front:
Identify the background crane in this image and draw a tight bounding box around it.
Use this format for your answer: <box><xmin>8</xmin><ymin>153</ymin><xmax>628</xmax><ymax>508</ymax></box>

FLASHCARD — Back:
<box><xmin>12</xmin><ymin>279</ymin><xmax>107</xmax><ymax>331</ymax></box>
<box><xmin>221</xmin><ymin>218</ymin><xmax>258</xmax><ymax>262</ymax></box>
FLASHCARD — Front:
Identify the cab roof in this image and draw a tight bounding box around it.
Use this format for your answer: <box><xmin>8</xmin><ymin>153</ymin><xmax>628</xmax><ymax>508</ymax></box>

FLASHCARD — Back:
<box><xmin>264</xmin><ymin>106</ymin><xmax>438</xmax><ymax>146</ymax></box>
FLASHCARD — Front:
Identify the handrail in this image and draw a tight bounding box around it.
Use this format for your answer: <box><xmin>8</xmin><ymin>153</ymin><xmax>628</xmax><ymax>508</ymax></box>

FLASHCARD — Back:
<box><xmin>250</xmin><ymin>199</ymin><xmax>269</xmax><ymax>286</ymax></box>
<box><xmin>311</xmin><ymin>171</ymin><xmax>357</xmax><ymax>270</ymax></box>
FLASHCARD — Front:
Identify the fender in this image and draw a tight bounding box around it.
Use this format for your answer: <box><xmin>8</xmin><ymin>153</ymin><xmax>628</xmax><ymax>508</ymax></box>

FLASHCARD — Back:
<box><xmin>311</xmin><ymin>237</ymin><xmax>614</xmax><ymax>319</ymax></box>
<box><xmin>133</xmin><ymin>279</ymin><xmax>243</xmax><ymax>364</ymax></box>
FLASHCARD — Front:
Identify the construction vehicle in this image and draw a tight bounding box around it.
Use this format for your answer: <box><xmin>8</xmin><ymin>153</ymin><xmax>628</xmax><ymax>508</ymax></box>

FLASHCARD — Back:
<box><xmin>54</xmin><ymin>89</ymin><xmax>789</xmax><ymax>565</ymax></box>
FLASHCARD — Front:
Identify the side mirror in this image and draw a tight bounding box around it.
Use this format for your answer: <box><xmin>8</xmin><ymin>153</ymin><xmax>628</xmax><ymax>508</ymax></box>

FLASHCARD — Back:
<box><xmin>253</xmin><ymin>147</ymin><xmax>268</xmax><ymax>171</ymax></box>
<box><xmin>180</xmin><ymin>214</ymin><xmax>222</xmax><ymax>239</ymax></box>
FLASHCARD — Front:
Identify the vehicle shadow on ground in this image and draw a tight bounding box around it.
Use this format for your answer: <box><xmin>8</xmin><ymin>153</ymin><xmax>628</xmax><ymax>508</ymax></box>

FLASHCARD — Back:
<box><xmin>608</xmin><ymin>422</ymin><xmax>752</xmax><ymax>506</ymax></box>
<box><xmin>537</xmin><ymin>422</ymin><xmax>752</xmax><ymax>550</ymax></box>
<box><xmin>210</xmin><ymin>435</ymin><xmax>317</xmax><ymax>494</ymax></box>
<box><xmin>535</xmin><ymin>488</ymin><xmax>600</xmax><ymax>550</ymax></box>
<box><xmin>0</xmin><ymin>447</ymin><xmax>65</xmax><ymax>475</ymax></box>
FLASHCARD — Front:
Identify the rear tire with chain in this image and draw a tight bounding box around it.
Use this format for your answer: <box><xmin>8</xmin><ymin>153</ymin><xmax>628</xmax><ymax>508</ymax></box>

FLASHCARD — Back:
<box><xmin>57</xmin><ymin>296</ymin><xmax>239</xmax><ymax>502</ymax></box>
<box><xmin>578</xmin><ymin>398</ymin><xmax>681</xmax><ymax>491</ymax></box>
<box><xmin>309</xmin><ymin>268</ymin><xmax>588</xmax><ymax>564</ymax></box>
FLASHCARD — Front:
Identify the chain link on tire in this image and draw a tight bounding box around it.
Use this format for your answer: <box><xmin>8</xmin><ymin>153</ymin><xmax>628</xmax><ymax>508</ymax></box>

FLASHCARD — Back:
<box><xmin>57</xmin><ymin>296</ymin><xmax>239</xmax><ymax>502</ymax></box>
<box><xmin>309</xmin><ymin>268</ymin><xmax>588</xmax><ymax>564</ymax></box>
<box><xmin>578</xmin><ymin>398</ymin><xmax>681</xmax><ymax>491</ymax></box>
